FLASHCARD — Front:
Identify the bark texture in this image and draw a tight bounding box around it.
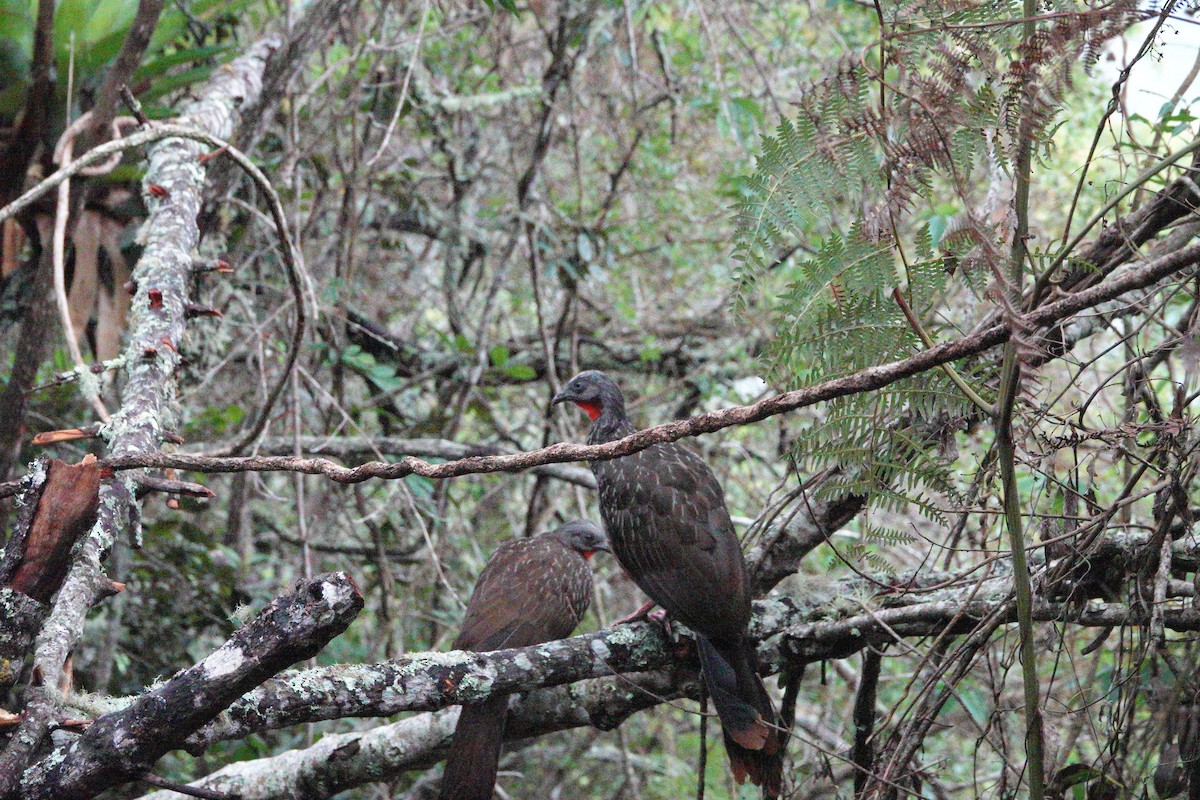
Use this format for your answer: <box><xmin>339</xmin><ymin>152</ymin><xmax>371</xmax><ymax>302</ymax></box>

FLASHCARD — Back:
<box><xmin>15</xmin><ymin>573</ymin><xmax>362</xmax><ymax>800</ymax></box>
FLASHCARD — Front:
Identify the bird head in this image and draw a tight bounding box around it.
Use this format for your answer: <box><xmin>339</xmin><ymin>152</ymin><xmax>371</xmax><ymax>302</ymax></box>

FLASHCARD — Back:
<box><xmin>551</xmin><ymin>370</ymin><xmax>625</xmax><ymax>422</ymax></box>
<box><xmin>550</xmin><ymin>519</ymin><xmax>611</xmax><ymax>560</ymax></box>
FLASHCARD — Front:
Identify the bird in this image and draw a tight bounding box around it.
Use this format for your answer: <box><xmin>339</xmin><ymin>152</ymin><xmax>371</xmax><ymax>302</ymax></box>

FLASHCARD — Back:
<box><xmin>552</xmin><ymin>370</ymin><xmax>783</xmax><ymax>797</ymax></box>
<box><xmin>440</xmin><ymin>520</ymin><xmax>610</xmax><ymax>800</ymax></box>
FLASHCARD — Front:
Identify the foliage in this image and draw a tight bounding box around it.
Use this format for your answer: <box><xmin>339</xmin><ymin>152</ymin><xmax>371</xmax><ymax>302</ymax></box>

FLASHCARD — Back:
<box><xmin>733</xmin><ymin>0</ymin><xmax>1137</xmax><ymax>511</ymax></box>
<box><xmin>4</xmin><ymin>1</ymin><xmax>1200</xmax><ymax>798</ymax></box>
<box><xmin>0</xmin><ymin>0</ymin><xmax>254</xmax><ymax>125</ymax></box>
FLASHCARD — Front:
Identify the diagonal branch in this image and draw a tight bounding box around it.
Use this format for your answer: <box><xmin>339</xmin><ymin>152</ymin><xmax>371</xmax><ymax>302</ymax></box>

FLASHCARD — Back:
<box><xmin>86</xmin><ymin>0</ymin><xmax>166</xmax><ymax>146</ymax></box>
<box><xmin>102</xmin><ymin>238</ymin><xmax>1200</xmax><ymax>483</ymax></box>
<box><xmin>13</xmin><ymin>573</ymin><xmax>362</xmax><ymax>800</ymax></box>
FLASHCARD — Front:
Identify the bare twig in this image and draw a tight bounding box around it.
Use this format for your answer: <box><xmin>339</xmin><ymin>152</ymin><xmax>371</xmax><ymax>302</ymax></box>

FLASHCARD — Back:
<box><xmin>133</xmin><ymin>474</ymin><xmax>215</xmax><ymax>499</ymax></box>
<box><xmin>47</xmin><ymin>150</ymin><xmax>88</xmax><ymax>416</ymax></box>
<box><xmin>891</xmin><ymin>287</ymin><xmax>992</xmax><ymax>413</ymax></box>
<box><xmin>31</xmin><ymin>425</ymin><xmax>103</xmax><ymax>446</ymax></box>
<box><xmin>1057</xmin><ymin>2</ymin><xmax>1178</xmax><ymax>249</ymax></box>
<box><xmin>119</xmin><ymin>85</ymin><xmax>151</xmax><ymax>128</ymax></box>
<box><xmin>139</xmin><ymin>773</ymin><xmax>234</xmax><ymax>800</ymax></box>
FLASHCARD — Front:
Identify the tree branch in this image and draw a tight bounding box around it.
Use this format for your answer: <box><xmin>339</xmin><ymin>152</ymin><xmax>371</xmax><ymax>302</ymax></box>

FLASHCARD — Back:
<box><xmin>13</xmin><ymin>573</ymin><xmax>363</xmax><ymax>800</ymax></box>
<box><xmin>142</xmin><ymin>671</ymin><xmax>681</xmax><ymax>800</ymax></box>
<box><xmin>201</xmin><ymin>435</ymin><xmax>598</xmax><ymax>489</ymax></box>
<box><xmin>102</xmin><ymin>238</ymin><xmax>1200</xmax><ymax>483</ymax></box>
<box><xmin>137</xmin><ymin>531</ymin><xmax>1200</xmax><ymax>800</ymax></box>
<box><xmin>185</xmin><ymin>619</ymin><xmax>675</xmax><ymax>753</ymax></box>
<box><xmin>0</xmin><ymin>39</ymin><xmax>281</xmax><ymax>799</ymax></box>
<box><xmin>86</xmin><ymin>0</ymin><xmax>166</xmax><ymax>147</ymax></box>
<box><xmin>0</xmin><ymin>0</ymin><xmax>54</xmax><ymax>207</ymax></box>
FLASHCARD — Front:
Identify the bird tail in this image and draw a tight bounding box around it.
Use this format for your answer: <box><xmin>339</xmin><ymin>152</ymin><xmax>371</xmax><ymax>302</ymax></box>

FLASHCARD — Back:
<box><xmin>440</xmin><ymin>695</ymin><xmax>509</xmax><ymax>800</ymax></box>
<box><xmin>697</xmin><ymin>634</ymin><xmax>784</xmax><ymax>799</ymax></box>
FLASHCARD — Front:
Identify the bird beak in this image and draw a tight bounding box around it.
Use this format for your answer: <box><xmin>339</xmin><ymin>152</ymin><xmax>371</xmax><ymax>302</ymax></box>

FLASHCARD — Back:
<box><xmin>551</xmin><ymin>387</ymin><xmax>574</xmax><ymax>405</ymax></box>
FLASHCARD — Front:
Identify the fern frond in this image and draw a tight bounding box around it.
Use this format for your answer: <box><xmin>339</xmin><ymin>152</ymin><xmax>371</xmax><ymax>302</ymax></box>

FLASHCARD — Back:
<box><xmin>733</xmin><ymin>0</ymin><xmax>1136</xmax><ymax>525</ymax></box>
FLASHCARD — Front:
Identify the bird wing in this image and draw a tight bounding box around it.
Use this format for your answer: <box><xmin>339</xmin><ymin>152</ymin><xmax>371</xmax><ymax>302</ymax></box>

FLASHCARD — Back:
<box><xmin>454</xmin><ymin>538</ymin><xmax>592</xmax><ymax>652</ymax></box>
<box><xmin>595</xmin><ymin>441</ymin><xmax>751</xmax><ymax>642</ymax></box>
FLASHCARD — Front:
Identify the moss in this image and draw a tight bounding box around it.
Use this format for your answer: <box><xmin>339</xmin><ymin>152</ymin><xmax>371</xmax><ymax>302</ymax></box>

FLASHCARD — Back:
<box><xmin>65</xmin><ymin>691</ymin><xmax>134</xmax><ymax>718</ymax></box>
<box><xmin>77</xmin><ymin>369</ymin><xmax>103</xmax><ymax>406</ymax></box>
<box><xmin>603</xmin><ymin>626</ymin><xmax>642</xmax><ymax>647</ymax></box>
<box><xmin>21</xmin><ymin>457</ymin><xmax>48</xmax><ymax>492</ymax></box>
<box><xmin>380</xmin><ymin>684</ymin><xmax>406</xmax><ymax>707</ymax></box>
<box><xmin>600</xmin><ymin>624</ymin><xmax>666</xmax><ymax>664</ymax></box>
<box><xmin>0</xmin><ymin>588</ymin><xmax>29</xmax><ymax>617</ymax></box>
<box><xmin>828</xmin><ymin>594</ymin><xmax>858</xmax><ymax>616</ymax></box>
<box><xmin>455</xmin><ymin>671</ymin><xmax>496</xmax><ymax>702</ymax></box>
<box><xmin>396</xmin><ymin>650</ymin><xmax>474</xmax><ymax>677</ymax></box>
<box><xmin>588</xmin><ymin>639</ymin><xmax>612</xmax><ymax>662</ymax></box>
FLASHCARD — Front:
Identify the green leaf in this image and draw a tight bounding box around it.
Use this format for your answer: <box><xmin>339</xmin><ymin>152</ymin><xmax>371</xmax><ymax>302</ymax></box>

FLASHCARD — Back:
<box><xmin>639</xmin><ymin>346</ymin><xmax>662</xmax><ymax>362</ymax></box>
<box><xmin>488</xmin><ymin>346</ymin><xmax>510</xmax><ymax>367</ymax></box>
<box><xmin>927</xmin><ymin>215</ymin><xmax>947</xmax><ymax>248</ymax></box>
<box><xmin>501</xmin><ymin>363</ymin><xmax>536</xmax><ymax>380</ymax></box>
<box><xmin>140</xmin><ymin>65</ymin><xmax>218</xmax><ymax>101</ymax></box>
<box><xmin>135</xmin><ymin>44</ymin><xmax>234</xmax><ymax>80</ymax></box>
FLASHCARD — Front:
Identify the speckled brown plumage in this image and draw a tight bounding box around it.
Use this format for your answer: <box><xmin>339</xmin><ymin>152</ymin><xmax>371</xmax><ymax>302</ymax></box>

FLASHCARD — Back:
<box><xmin>440</xmin><ymin>520</ymin><xmax>607</xmax><ymax>800</ymax></box>
<box><xmin>554</xmin><ymin>371</ymin><xmax>783</xmax><ymax>798</ymax></box>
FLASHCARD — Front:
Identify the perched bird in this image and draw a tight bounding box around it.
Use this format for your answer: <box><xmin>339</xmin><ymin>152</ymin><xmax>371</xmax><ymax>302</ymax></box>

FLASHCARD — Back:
<box><xmin>553</xmin><ymin>370</ymin><xmax>783</xmax><ymax>797</ymax></box>
<box><xmin>440</xmin><ymin>520</ymin><xmax>610</xmax><ymax>800</ymax></box>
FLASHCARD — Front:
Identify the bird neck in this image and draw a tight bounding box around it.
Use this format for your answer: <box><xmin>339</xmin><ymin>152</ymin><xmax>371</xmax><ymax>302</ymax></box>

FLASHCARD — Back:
<box><xmin>587</xmin><ymin>407</ymin><xmax>634</xmax><ymax>444</ymax></box>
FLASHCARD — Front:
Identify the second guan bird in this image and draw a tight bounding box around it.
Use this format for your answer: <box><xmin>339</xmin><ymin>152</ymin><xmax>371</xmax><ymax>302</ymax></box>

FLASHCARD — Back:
<box><xmin>440</xmin><ymin>520</ymin><xmax>609</xmax><ymax>800</ymax></box>
<box><xmin>553</xmin><ymin>370</ymin><xmax>783</xmax><ymax>797</ymax></box>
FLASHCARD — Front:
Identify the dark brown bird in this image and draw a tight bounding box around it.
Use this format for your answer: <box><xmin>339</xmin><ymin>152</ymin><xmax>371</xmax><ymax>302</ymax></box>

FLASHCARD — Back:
<box><xmin>553</xmin><ymin>370</ymin><xmax>783</xmax><ymax>797</ymax></box>
<box><xmin>440</xmin><ymin>520</ymin><xmax>609</xmax><ymax>800</ymax></box>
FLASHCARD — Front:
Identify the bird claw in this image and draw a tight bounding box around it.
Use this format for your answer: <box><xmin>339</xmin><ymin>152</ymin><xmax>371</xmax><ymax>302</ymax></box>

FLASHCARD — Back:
<box><xmin>646</xmin><ymin>608</ymin><xmax>673</xmax><ymax>636</ymax></box>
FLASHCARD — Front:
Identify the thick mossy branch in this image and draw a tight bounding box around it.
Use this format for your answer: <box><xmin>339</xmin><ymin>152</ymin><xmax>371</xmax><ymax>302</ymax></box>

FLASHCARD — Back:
<box><xmin>138</xmin><ymin>532</ymin><xmax>1200</xmax><ymax>800</ymax></box>
<box><xmin>172</xmin><ymin>536</ymin><xmax>1200</xmax><ymax>747</ymax></box>
<box><xmin>13</xmin><ymin>573</ymin><xmax>362</xmax><ymax>800</ymax></box>
<box><xmin>187</xmin><ymin>619</ymin><xmax>673</xmax><ymax>751</ymax></box>
<box><xmin>142</xmin><ymin>672</ymin><xmax>684</xmax><ymax>800</ymax></box>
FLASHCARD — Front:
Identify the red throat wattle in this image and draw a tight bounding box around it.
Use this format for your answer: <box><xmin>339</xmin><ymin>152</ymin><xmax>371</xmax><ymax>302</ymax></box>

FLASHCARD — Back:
<box><xmin>576</xmin><ymin>401</ymin><xmax>602</xmax><ymax>421</ymax></box>
<box><xmin>582</xmin><ymin>550</ymin><xmax>595</xmax><ymax>560</ymax></box>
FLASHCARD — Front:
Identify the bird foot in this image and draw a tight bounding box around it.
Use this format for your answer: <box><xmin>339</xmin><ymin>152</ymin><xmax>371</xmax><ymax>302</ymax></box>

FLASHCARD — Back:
<box><xmin>613</xmin><ymin>600</ymin><xmax>657</xmax><ymax>626</ymax></box>
<box><xmin>646</xmin><ymin>608</ymin><xmax>673</xmax><ymax>636</ymax></box>
<box><xmin>613</xmin><ymin>603</ymin><xmax>673</xmax><ymax>637</ymax></box>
